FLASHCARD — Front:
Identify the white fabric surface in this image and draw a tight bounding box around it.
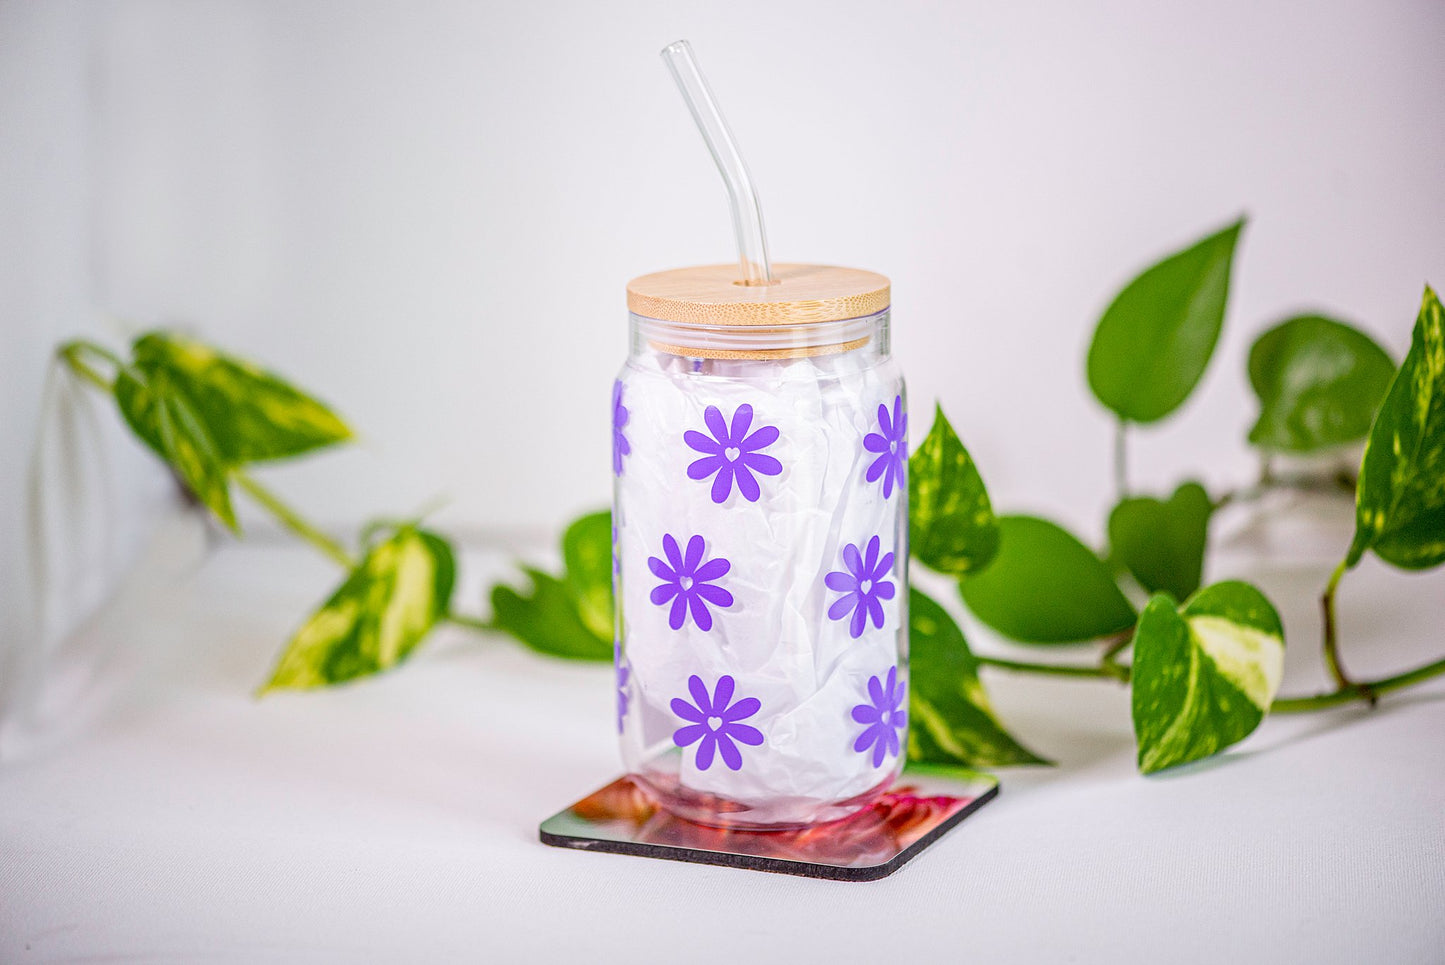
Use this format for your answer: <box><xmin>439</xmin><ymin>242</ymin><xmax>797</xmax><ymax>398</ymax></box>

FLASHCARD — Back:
<box><xmin>2</xmin><ymin>509</ymin><xmax>1443</xmax><ymax>963</ymax></box>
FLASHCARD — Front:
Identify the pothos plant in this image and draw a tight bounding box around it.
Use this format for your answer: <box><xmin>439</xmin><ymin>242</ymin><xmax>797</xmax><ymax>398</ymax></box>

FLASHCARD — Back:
<box><xmin>54</xmin><ymin>218</ymin><xmax>1445</xmax><ymax>774</ymax></box>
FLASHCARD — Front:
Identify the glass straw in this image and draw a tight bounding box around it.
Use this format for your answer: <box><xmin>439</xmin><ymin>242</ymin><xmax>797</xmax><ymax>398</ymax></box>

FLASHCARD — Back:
<box><xmin>661</xmin><ymin>40</ymin><xmax>774</xmax><ymax>286</ymax></box>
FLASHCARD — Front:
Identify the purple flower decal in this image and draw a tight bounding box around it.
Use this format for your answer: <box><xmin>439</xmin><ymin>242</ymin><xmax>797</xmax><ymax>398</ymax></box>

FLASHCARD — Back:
<box><xmin>864</xmin><ymin>395</ymin><xmax>907</xmax><ymax>498</ymax></box>
<box><xmin>648</xmin><ymin>534</ymin><xmax>734</xmax><ymax>631</ymax></box>
<box><xmin>685</xmin><ymin>404</ymin><xmax>782</xmax><ymax>503</ymax></box>
<box><xmin>612</xmin><ymin>379</ymin><xmax>631</xmax><ymax>476</ymax></box>
<box><xmin>826</xmin><ymin>535</ymin><xmax>896</xmax><ymax>639</ymax></box>
<box><xmin>671</xmin><ymin>674</ymin><xmax>764</xmax><ymax>771</ymax></box>
<box><xmin>615</xmin><ymin>643</ymin><xmax>630</xmax><ymax>734</ymax></box>
<box><xmin>851</xmin><ymin>666</ymin><xmax>907</xmax><ymax>767</ymax></box>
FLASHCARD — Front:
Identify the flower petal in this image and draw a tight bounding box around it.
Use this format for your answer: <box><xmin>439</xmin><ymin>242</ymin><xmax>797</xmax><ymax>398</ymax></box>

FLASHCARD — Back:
<box><xmin>865</xmin><ymin>536</ymin><xmax>880</xmax><ymax>573</ymax></box>
<box><xmin>872</xmin><ymin>735</ymin><xmax>887</xmax><ymax>767</ymax></box>
<box><xmin>824</xmin><ymin>571</ymin><xmax>855</xmax><ymax>592</ymax></box>
<box><xmin>673</xmin><ymin>724</ymin><xmax>709</xmax><ymax>750</ymax></box>
<box><xmin>881</xmin><ymin>462</ymin><xmax>895</xmax><ymax>498</ymax></box>
<box><xmin>684</xmin><ymin>429</ymin><xmax>722</xmax><ymax>455</ymax></box>
<box><xmin>875</xmin><ymin>551</ymin><xmax>895</xmax><ymax>579</ymax></box>
<box><xmin>689</xmin><ymin>594</ymin><xmax>713</xmax><ymax>631</ymax></box>
<box><xmin>722</xmin><ymin>696</ymin><xmax>760</xmax><ymax>722</ymax></box>
<box><xmin>867</xmin><ymin>674</ymin><xmax>886</xmax><ymax>708</ymax></box>
<box><xmin>891</xmin><ymin>710</ymin><xmax>907</xmax><ymax>734</ymax></box>
<box><xmin>850</xmin><ymin>603</ymin><xmax>867</xmax><ymax>639</ymax></box>
<box><xmin>828</xmin><ymin>593</ymin><xmax>858</xmax><ymax>621</ymax></box>
<box><xmin>865</xmin><ymin>454</ymin><xmax>889</xmax><ymax>482</ymax></box>
<box><xmin>876</xmin><ymin>401</ymin><xmax>893</xmax><ymax>437</ymax></box>
<box><xmin>716</xmin><ymin>734</ymin><xmax>743</xmax><ymax>770</ymax></box>
<box><xmin>729</xmin><ymin>404</ymin><xmax>754</xmax><ymax>444</ymax></box>
<box><xmin>662</xmin><ymin>534</ymin><xmax>683</xmax><ymax>570</ymax></box>
<box><xmin>867</xmin><ymin>594</ymin><xmax>885</xmax><ymax>630</ymax></box>
<box><xmin>842</xmin><ymin>543</ymin><xmax>863</xmax><ymax>577</ymax></box>
<box><xmin>885</xmin><ymin>665</ymin><xmax>898</xmax><ymax>699</ymax></box>
<box><xmin>735</xmin><ymin>466</ymin><xmax>761</xmax><ymax>502</ymax></box>
<box><xmin>693</xmin><ymin>583</ymin><xmax>733</xmax><ymax>607</ymax></box>
<box><xmin>854</xmin><ymin>725</ymin><xmax>880</xmax><ymax>754</ymax></box>
<box><xmin>672</xmin><ymin>698</ymin><xmax>705</xmax><ymax>724</ymax></box>
<box><xmin>693</xmin><ymin>557</ymin><xmax>731</xmax><ymax>582</ymax></box>
<box><xmin>873</xmin><ymin>579</ymin><xmax>896</xmax><ymax>600</ymax></box>
<box><xmin>650</xmin><ymin>582</ymin><xmax>679</xmax><ymax>605</ymax></box>
<box><xmin>687</xmin><ymin>454</ymin><xmax>724</xmax><ymax>480</ymax></box>
<box><xmin>682</xmin><ymin>535</ymin><xmax>704</xmax><ymax>574</ymax></box>
<box><xmin>669</xmin><ymin>594</ymin><xmax>688</xmax><ymax>630</ymax></box>
<box><xmin>726</xmin><ymin>723</ymin><xmax>764</xmax><ymax>746</ymax></box>
<box><xmin>687</xmin><ymin>674</ymin><xmax>712</xmax><ymax>713</ymax></box>
<box><xmin>743</xmin><ymin>453</ymin><xmax>782</xmax><ymax>476</ymax></box>
<box><xmin>711</xmin><ymin>674</ymin><xmax>735</xmax><ymax>710</ymax></box>
<box><xmin>703</xmin><ymin>406</ymin><xmax>730</xmax><ymax>445</ymax></box>
<box><xmin>740</xmin><ymin>424</ymin><xmax>778</xmax><ymax>452</ymax></box>
<box><xmin>852</xmin><ymin>703</ymin><xmax>881</xmax><ymax>725</ymax></box>
<box><xmin>648</xmin><ymin>556</ymin><xmax>675</xmax><ymax>580</ymax></box>
<box><xmin>863</xmin><ymin>432</ymin><xmax>889</xmax><ymax>453</ymax></box>
<box><xmin>710</xmin><ymin>465</ymin><xmax>734</xmax><ymax>503</ymax></box>
<box><xmin>694</xmin><ymin>733</ymin><xmax>717</xmax><ymax>770</ymax></box>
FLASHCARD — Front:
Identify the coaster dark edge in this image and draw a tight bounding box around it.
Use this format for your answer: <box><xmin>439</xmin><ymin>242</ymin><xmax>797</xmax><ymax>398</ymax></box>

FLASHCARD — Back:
<box><xmin>540</xmin><ymin>781</ymin><xmax>999</xmax><ymax>882</ymax></box>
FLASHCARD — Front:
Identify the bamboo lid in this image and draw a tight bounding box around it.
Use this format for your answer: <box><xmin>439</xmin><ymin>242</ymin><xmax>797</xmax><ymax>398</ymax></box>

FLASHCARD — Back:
<box><xmin>627</xmin><ymin>263</ymin><xmax>890</xmax><ymax>326</ymax></box>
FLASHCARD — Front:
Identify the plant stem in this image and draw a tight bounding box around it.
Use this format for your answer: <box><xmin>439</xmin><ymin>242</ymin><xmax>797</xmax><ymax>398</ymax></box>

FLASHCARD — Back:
<box><xmin>974</xmin><ymin>655</ymin><xmax>1117</xmax><ymax>679</ymax></box>
<box><xmin>1113</xmin><ymin>419</ymin><xmax>1129</xmax><ymax>499</ymax></box>
<box><xmin>234</xmin><ymin>472</ymin><xmax>356</xmax><ymax>569</ymax></box>
<box><xmin>1212</xmin><ymin>468</ymin><xmax>1357</xmax><ymax>511</ymax></box>
<box><xmin>975</xmin><ymin>643</ymin><xmax>1445</xmax><ymax>715</ymax></box>
<box><xmin>1271</xmin><ymin>655</ymin><xmax>1445</xmax><ymax>712</ymax></box>
<box><xmin>445</xmin><ymin>612</ymin><xmax>492</xmax><ymax>633</ymax></box>
<box><xmin>1100</xmin><ymin>633</ymin><xmax>1133</xmax><ymax>682</ymax></box>
<box><xmin>58</xmin><ymin>343</ymin><xmax>117</xmax><ymax>392</ymax></box>
<box><xmin>1318</xmin><ymin>557</ymin><xmax>1369</xmax><ymax>698</ymax></box>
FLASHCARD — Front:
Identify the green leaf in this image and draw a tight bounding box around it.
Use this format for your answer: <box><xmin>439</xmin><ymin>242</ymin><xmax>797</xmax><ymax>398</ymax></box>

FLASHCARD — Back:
<box><xmin>907</xmin><ymin>588</ymin><xmax>1051</xmax><ymax>767</ymax></box>
<box><xmin>1247</xmin><ymin>314</ymin><xmax>1395</xmax><ymax>452</ymax></box>
<box><xmin>1131</xmin><ymin>581</ymin><xmax>1285</xmax><ymax>774</ymax></box>
<box><xmin>1346</xmin><ymin>286</ymin><xmax>1445</xmax><ymax>570</ymax></box>
<box><xmin>1107</xmin><ymin>481</ymin><xmax>1213</xmax><ymax>600</ymax></box>
<box><xmin>563</xmin><ymin>510</ymin><xmax>615</xmax><ymax>643</ymax></box>
<box><xmin>1087</xmin><ymin>218</ymin><xmax>1245</xmax><ymax>423</ymax></box>
<box><xmin>491</xmin><ymin>568</ymin><xmax>611</xmax><ymax>661</ymax></box>
<box><xmin>132</xmin><ymin>332</ymin><xmax>352</xmax><ymax>465</ymax></box>
<box><xmin>908</xmin><ymin>405</ymin><xmax>999</xmax><ymax>576</ymax></box>
<box><xmin>114</xmin><ymin>369</ymin><xmax>238</xmax><ymax>531</ymax></box>
<box><xmin>262</xmin><ymin>526</ymin><xmax>456</xmax><ymax>692</ymax></box>
<box><xmin>959</xmin><ymin>515</ymin><xmax>1137</xmax><ymax>644</ymax></box>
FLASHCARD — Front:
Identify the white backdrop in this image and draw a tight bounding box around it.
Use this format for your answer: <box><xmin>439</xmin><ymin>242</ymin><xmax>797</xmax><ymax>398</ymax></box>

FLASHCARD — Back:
<box><xmin>3</xmin><ymin>0</ymin><xmax>1444</xmax><ymax>661</ymax></box>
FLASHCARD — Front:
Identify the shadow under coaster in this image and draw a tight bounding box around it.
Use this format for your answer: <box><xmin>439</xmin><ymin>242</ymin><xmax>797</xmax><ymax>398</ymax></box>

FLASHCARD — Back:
<box><xmin>539</xmin><ymin>766</ymin><xmax>998</xmax><ymax>881</ymax></box>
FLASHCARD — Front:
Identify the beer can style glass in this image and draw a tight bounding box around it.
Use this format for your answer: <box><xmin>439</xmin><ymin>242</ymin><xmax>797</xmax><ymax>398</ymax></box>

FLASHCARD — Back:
<box><xmin>611</xmin><ymin>263</ymin><xmax>908</xmax><ymax>828</ymax></box>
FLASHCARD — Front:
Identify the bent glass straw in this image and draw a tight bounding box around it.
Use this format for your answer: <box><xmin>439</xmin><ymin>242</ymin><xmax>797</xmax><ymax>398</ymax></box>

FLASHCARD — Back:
<box><xmin>661</xmin><ymin>39</ymin><xmax>774</xmax><ymax>286</ymax></box>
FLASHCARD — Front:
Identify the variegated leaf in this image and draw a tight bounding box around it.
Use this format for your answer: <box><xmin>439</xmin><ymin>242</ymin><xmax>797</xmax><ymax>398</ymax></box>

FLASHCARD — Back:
<box><xmin>133</xmin><ymin>332</ymin><xmax>352</xmax><ymax>466</ymax></box>
<box><xmin>261</xmin><ymin>526</ymin><xmax>455</xmax><ymax>692</ymax></box>
<box><xmin>908</xmin><ymin>588</ymin><xmax>1050</xmax><ymax>767</ymax></box>
<box><xmin>1346</xmin><ymin>286</ymin><xmax>1445</xmax><ymax>570</ymax></box>
<box><xmin>909</xmin><ymin>405</ymin><xmax>999</xmax><ymax>576</ymax></box>
<box><xmin>114</xmin><ymin>368</ymin><xmax>238</xmax><ymax>531</ymax></box>
<box><xmin>1131</xmin><ymin>581</ymin><xmax>1285</xmax><ymax>774</ymax></box>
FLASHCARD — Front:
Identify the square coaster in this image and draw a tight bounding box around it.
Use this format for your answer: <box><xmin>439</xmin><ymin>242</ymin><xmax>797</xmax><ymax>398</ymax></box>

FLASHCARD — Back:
<box><xmin>539</xmin><ymin>766</ymin><xmax>998</xmax><ymax>881</ymax></box>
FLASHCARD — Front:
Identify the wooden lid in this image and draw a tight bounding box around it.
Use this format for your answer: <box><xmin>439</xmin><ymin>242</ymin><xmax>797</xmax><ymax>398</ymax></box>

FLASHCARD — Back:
<box><xmin>627</xmin><ymin>263</ymin><xmax>890</xmax><ymax>325</ymax></box>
